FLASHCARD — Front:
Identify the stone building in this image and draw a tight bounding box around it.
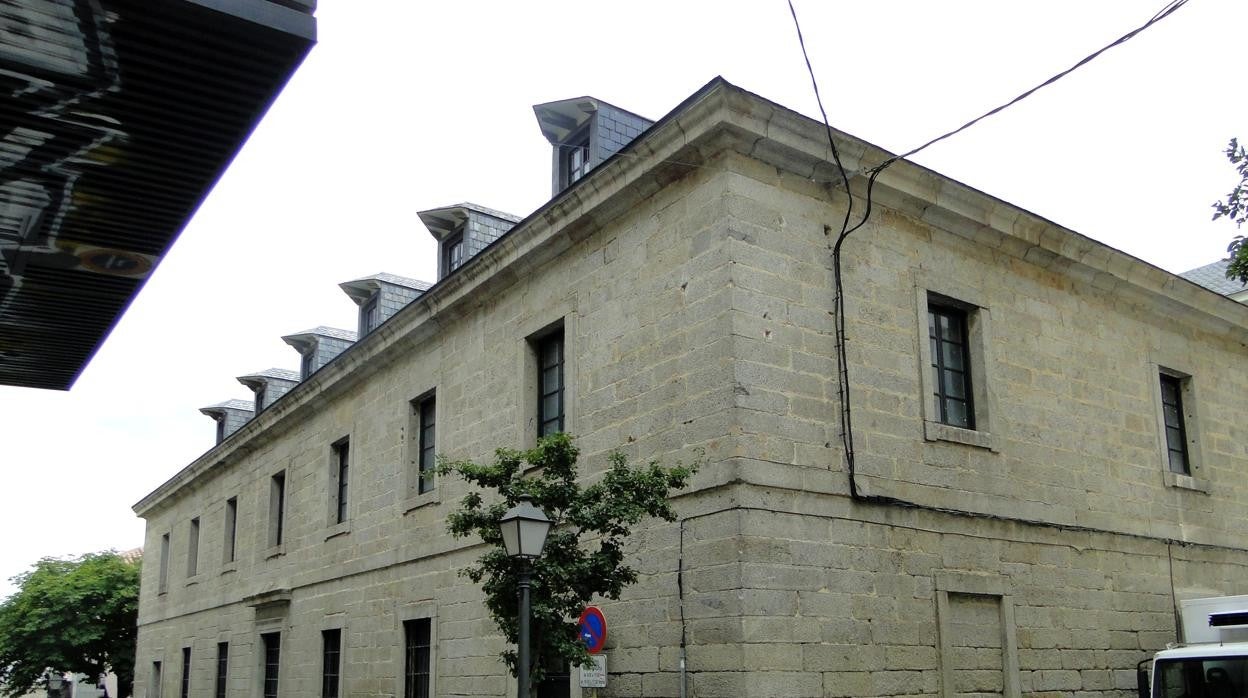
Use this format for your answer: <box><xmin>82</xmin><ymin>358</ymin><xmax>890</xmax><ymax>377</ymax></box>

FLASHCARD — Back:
<box><xmin>132</xmin><ymin>79</ymin><xmax>1248</xmax><ymax>698</ymax></box>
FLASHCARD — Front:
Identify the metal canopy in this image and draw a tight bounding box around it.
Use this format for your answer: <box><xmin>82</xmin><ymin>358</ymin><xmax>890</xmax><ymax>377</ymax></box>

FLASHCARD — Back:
<box><xmin>0</xmin><ymin>0</ymin><xmax>315</xmax><ymax>390</ymax></box>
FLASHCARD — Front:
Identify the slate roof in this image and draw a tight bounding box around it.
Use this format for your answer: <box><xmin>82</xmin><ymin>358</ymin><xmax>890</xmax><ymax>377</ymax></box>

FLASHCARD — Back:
<box><xmin>282</xmin><ymin>326</ymin><xmax>358</xmax><ymax>343</ymax></box>
<box><xmin>1179</xmin><ymin>259</ymin><xmax>1248</xmax><ymax>297</ymax></box>
<box><xmin>199</xmin><ymin>399</ymin><xmax>255</xmax><ymax>414</ymax></box>
<box><xmin>237</xmin><ymin>368</ymin><xmax>301</xmax><ymax>383</ymax></box>
<box><xmin>342</xmin><ymin>272</ymin><xmax>431</xmax><ymax>292</ymax></box>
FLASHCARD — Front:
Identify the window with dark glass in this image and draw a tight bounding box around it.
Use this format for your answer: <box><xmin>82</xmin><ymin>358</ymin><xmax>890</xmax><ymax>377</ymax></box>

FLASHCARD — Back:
<box><xmin>152</xmin><ymin>661</ymin><xmax>163</xmax><ymax>698</ymax></box>
<box><xmin>537</xmin><ymin>331</ymin><xmax>564</xmax><ymax>438</ymax></box>
<box><xmin>270</xmin><ymin>473</ymin><xmax>286</xmax><ymax>547</ymax></box>
<box><xmin>321</xmin><ymin>629</ymin><xmax>341</xmax><ymax>698</ymax></box>
<box><xmin>928</xmin><ymin>304</ymin><xmax>974</xmax><ymax>429</ymax></box>
<box><xmin>333</xmin><ymin>439</ymin><xmax>350</xmax><ymax>524</ymax></box>
<box><xmin>565</xmin><ymin>140</ymin><xmax>589</xmax><ymax>185</ymax></box>
<box><xmin>403</xmin><ymin>618</ymin><xmax>431</xmax><ymax>698</ymax></box>
<box><xmin>158</xmin><ymin>533</ymin><xmax>170</xmax><ymax>593</ymax></box>
<box><xmin>418</xmin><ymin>396</ymin><xmax>436</xmax><ymax>494</ymax></box>
<box><xmin>1160</xmin><ymin>373</ymin><xmax>1190</xmax><ymax>474</ymax></box>
<box><xmin>261</xmin><ymin>633</ymin><xmax>280</xmax><ymax>698</ymax></box>
<box><xmin>186</xmin><ymin>517</ymin><xmax>200</xmax><ymax>577</ymax></box>
<box><xmin>445</xmin><ymin>234</ymin><xmax>464</xmax><ymax>275</ymax></box>
<box><xmin>253</xmin><ymin>384</ymin><xmax>267</xmax><ymax>414</ymax></box>
<box><xmin>215</xmin><ymin>417</ymin><xmax>225</xmax><ymax>444</ymax></box>
<box><xmin>215</xmin><ymin>642</ymin><xmax>228</xmax><ymax>698</ymax></box>
<box><xmin>301</xmin><ymin>350</ymin><xmax>315</xmax><ymax>380</ymax></box>
<box><xmin>179</xmin><ymin>647</ymin><xmax>191</xmax><ymax>698</ymax></box>
<box><xmin>223</xmin><ymin>497</ymin><xmax>237</xmax><ymax>564</ymax></box>
<box><xmin>360</xmin><ymin>293</ymin><xmax>380</xmax><ymax>335</ymax></box>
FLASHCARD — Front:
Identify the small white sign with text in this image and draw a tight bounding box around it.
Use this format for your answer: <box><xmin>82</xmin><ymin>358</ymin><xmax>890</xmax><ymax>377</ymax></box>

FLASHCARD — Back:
<box><xmin>579</xmin><ymin>655</ymin><xmax>607</xmax><ymax>688</ymax></box>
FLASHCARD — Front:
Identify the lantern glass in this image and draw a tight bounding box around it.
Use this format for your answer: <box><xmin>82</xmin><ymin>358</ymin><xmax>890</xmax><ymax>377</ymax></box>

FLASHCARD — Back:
<box><xmin>498</xmin><ymin>497</ymin><xmax>552</xmax><ymax>559</ymax></box>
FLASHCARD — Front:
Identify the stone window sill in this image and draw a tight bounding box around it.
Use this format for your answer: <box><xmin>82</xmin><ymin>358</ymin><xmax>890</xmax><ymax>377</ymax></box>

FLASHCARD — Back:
<box><xmin>264</xmin><ymin>544</ymin><xmax>285</xmax><ymax>560</ymax></box>
<box><xmin>402</xmin><ymin>489</ymin><xmax>440</xmax><ymax>515</ymax></box>
<box><xmin>324</xmin><ymin>521</ymin><xmax>351</xmax><ymax>541</ymax></box>
<box><xmin>220</xmin><ymin>562</ymin><xmax>237</xmax><ymax>575</ymax></box>
<box><xmin>1163</xmin><ymin>470</ymin><xmax>1210</xmax><ymax>494</ymax></box>
<box><xmin>185</xmin><ymin>575</ymin><xmax>202</xmax><ymax>587</ymax></box>
<box><xmin>924</xmin><ymin>421</ymin><xmax>998</xmax><ymax>452</ymax></box>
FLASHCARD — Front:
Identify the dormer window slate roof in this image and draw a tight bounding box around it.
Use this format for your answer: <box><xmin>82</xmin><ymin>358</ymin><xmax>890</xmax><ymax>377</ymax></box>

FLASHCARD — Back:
<box><xmin>418</xmin><ymin>203</ymin><xmax>520</xmax><ymax>280</ymax></box>
<box><xmin>282</xmin><ymin>326</ymin><xmax>357</xmax><ymax>379</ymax></box>
<box><xmin>339</xmin><ymin>272</ymin><xmax>432</xmax><ymax>336</ymax></box>
<box><xmin>199</xmin><ymin>399</ymin><xmax>254</xmax><ymax>443</ymax></box>
<box><xmin>236</xmin><ymin>368</ymin><xmax>300</xmax><ymax>413</ymax></box>
<box><xmin>534</xmin><ymin>96</ymin><xmax>653</xmax><ymax>195</ymax></box>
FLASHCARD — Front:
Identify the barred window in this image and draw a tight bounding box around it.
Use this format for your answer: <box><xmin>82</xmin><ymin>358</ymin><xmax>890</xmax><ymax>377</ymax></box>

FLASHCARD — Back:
<box><xmin>403</xmin><ymin>619</ymin><xmax>431</xmax><ymax>698</ymax></box>
<box><xmin>537</xmin><ymin>332</ymin><xmax>564</xmax><ymax>438</ymax></box>
<box><xmin>928</xmin><ymin>304</ymin><xmax>974</xmax><ymax>429</ymax></box>
<box><xmin>321</xmin><ymin>629</ymin><xmax>341</xmax><ymax>698</ymax></box>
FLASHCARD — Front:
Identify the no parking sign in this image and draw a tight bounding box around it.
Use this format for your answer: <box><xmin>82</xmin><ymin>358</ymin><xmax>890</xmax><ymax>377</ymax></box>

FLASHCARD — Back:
<box><xmin>578</xmin><ymin>606</ymin><xmax>607</xmax><ymax>654</ymax></box>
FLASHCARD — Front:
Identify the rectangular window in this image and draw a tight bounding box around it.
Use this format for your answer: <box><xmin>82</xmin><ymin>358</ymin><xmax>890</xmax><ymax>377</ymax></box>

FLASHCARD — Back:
<box><xmin>159</xmin><ymin>533</ymin><xmax>170</xmax><ymax>593</ymax></box>
<box><xmin>566</xmin><ymin>141</ymin><xmax>589</xmax><ymax>184</ymax></box>
<box><xmin>333</xmin><ymin>439</ymin><xmax>350</xmax><ymax>524</ymax></box>
<box><xmin>418</xmin><ymin>396</ymin><xmax>436</xmax><ymax>495</ymax></box>
<box><xmin>360</xmin><ymin>293</ymin><xmax>380</xmax><ymax>335</ymax></box>
<box><xmin>261</xmin><ymin>633</ymin><xmax>280</xmax><ymax>698</ymax></box>
<box><xmin>403</xmin><ymin>619</ymin><xmax>431</xmax><ymax>698</ymax></box>
<box><xmin>928</xmin><ymin>304</ymin><xmax>974</xmax><ymax>430</ymax></box>
<box><xmin>445</xmin><ymin>234</ymin><xmax>464</xmax><ymax>275</ymax></box>
<box><xmin>215</xmin><ymin>642</ymin><xmax>228</xmax><ymax>698</ymax></box>
<box><xmin>321</xmin><ymin>629</ymin><xmax>341</xmax><ymax>698</ymax></box>
<box><xmin>179</xmin><ymin>647</ymin><xmax>191</xmax><ymax>698</ymax></box>
<box><xmin>1160</xmin><ymin>373</ymin><xmax>1190</xmax><ymax>474</ymax></box>
<box><xmin>269</xmin><ymin>472</ymin><xmax>286</xmax><ymax>548</ymax></box>
<box><xmin>187</xmin><ymin>518</ymin><xmax>200</xmax><ymax>577</ymax></box>
<box><xmin>537</xmin><ymin>331</ymin><xmax>565</xmax><ymax>438</ymax></box>
<box><xmin>301</xmin><ymin>351</ymin><xmax>315</xmax><ymax>380</ymax></box>
<box><xmin>223</xmin><ymin>497</ymin><xmax>237</xmax><ymax>564</ymax></box>
<box><xmin>152</xmin><ymin>661</ymin><xmax>163</xmax><ymax>698</ymax></box>
<box><xmin>215</xmin><ymin>417</ymin><xmax>226</xmax><ymax>444</ymax></box>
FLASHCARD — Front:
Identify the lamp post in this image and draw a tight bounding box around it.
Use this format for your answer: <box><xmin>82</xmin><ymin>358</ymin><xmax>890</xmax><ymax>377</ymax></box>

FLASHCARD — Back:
<box><xmin>498</xmin><ymin>497</ymin><xmax>552</xmax><ymax>698</ymax></box>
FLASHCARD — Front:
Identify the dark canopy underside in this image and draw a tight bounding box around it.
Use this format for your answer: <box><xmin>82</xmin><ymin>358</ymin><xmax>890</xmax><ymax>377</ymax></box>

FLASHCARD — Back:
<box><xmin>0</xmin><ymin>0</ymin><xmax>314</xmax><ymax>389</ymax></box>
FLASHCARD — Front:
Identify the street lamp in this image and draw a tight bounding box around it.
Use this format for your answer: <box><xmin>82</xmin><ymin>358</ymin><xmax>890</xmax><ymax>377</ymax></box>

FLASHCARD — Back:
<box><xmin>498</xmin><ymin>497</ymin><xmax>552</xmax><ymax>698</ymax></box>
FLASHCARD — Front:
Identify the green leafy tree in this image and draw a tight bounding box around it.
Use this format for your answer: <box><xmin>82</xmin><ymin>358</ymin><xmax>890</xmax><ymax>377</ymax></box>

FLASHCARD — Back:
<box><xmin>440</xmin><ymin>433</ymin><xmax>697</xmax><ymax>689</ymax></box>
<box><xmin>0</xmin><ymin>552</ymin><xmax>140</xmax><ymax>698</ymax></box>
<box><xmin>1211</xmin><ymin>137</ymin><xmax>1248</xmax><ymax>283</ymax></box>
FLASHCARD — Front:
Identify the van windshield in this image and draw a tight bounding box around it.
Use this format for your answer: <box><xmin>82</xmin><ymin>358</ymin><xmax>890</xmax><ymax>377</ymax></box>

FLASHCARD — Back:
<box><xmin>1156</xmin><ymin>657</ymin><xmax>1248</xmax><ymax>697</ymax></box>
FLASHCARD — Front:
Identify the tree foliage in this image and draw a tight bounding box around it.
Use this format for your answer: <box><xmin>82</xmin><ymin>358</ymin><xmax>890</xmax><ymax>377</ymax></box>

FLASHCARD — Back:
<box><xmin>1211</xmin><ymin>137</ymin><xmax>1248</xmax><ymax>283</ymax></box>
<box><xmin>439</xmin><ymin>433</ymin><xmax>697</xmax><ymax>686</ymax></box>
<box><xmin>0</xmin><ymin>552</ymin><xmax>140</xmax><ymax>698</ymax></box>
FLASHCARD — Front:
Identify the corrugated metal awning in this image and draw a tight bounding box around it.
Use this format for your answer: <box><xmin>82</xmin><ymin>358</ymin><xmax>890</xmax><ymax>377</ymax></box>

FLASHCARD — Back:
<box><xmin>0</xmin><ymin>0</ymin><xmax>315</xmax><ymax>389</ymax></box>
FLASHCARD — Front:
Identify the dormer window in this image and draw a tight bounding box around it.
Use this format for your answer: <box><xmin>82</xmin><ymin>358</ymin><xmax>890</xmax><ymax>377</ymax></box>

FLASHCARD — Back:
<box><xmin>535</xmin><ymin>96</ymin><xmax>654</xmax><ymax>196</ymax></box>
<box><xmin>360</xmin><ymin>293</ymin><xmax>380</xmax><ymax>335</ymax></box>
<box><xmin>300</xmin><ymin>350</ymin><xmax>314</xmax><ymax>380</ymax></box>
<box><xmin>214</xmin><ymin>417</ymin><xmax>225</xmax><ymax>444</ymax></box>
<box><xmin>253</xmin><ymin>384</ymin><xmax>267</xmax><ymax>413</ymax></box>
<box><xmin>445</xmin><ymin>233</ymin><xmax>464</xmax><ymax>274</ymax></box>
<box><xmin>419</xmin><ymin>204</ymin><xmax>519</xmax><ymax>281</ymax></box>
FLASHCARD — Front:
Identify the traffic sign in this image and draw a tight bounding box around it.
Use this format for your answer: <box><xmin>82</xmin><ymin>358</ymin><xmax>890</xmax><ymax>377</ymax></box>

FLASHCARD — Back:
<box><xmin>578</xmin><ymin>606</ymin><xmax>607</xmax><ymax>654</ymax></box>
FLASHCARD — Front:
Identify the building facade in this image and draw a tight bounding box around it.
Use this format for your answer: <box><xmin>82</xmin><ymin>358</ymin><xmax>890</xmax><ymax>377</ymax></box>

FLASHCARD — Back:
<box><xmin>133</xmin><ymin>79</ymin><xmax>1248</xmax><ymax>698</ymax></box>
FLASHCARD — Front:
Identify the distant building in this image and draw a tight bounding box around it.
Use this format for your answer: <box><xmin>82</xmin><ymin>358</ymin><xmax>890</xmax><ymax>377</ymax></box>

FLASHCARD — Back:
<box><xmin>133</xmin><ymin>80</ymin><xmax>1248</xmax><ymax>698</ymax></box>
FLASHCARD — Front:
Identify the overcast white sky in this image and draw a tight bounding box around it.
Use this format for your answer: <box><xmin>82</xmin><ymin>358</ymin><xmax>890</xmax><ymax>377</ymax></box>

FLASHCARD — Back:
<box><xmin>0</xmin><ymin>0</ymin><xmax>1244</xmax><ymax>597</ymax></box>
